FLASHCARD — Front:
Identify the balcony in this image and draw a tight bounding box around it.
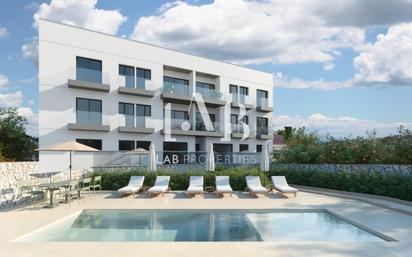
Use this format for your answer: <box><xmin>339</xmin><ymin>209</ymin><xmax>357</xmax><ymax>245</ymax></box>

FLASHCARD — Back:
<box><xmin>161</xmin><ymin>82</ymin><xmax>192</xmax><ymax>104</ymax></box>
<box><xmin>256</xmin><ymin>127</ymin><xmax>271</xmax><ymax>140</ymax></box>
<box><xmin>117</xmin><ymin>115</ymin><xmax>155</xmax><ymax>134</ymax></box>
<box><xmin>195</xmin><ymin>87</ymin><xmax>225</xmax><ymax>107</ymax></box>
<box><xmin>161</xmin><ymin>118</ymin><xmax>224</xmax><ymax>137</ymax></box>
<box><xmin>67</xmin><ymin>67</ymin><xmax>110</xmax><ymax>92</ymax></box>
<box><xmin>256</xmin><ymin>97</ymin><xmax>273</xmax><ymax>112</ymax></box>
<box><xmin>68</xmin><ymin>111</ymin><xmax>110</xmax><ymax>132</ymax></box>
<box><xmin>231</xmin><ymin>123</ymin><xmax>251</xmax><ymax>138</ymax></box>
<box><xmin>231</xmin><ymin>93</ymin><xmax>254</xmax><ymax>109</ymax></box>
<box><xmin>117</xmin><ymin>76</ymin><xmax>155</xmax><ymax>97</ymax></box>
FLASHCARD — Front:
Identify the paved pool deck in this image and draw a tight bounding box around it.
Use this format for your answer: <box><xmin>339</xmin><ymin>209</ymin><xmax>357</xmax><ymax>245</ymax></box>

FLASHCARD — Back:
<box><xmin>0</xmin><ymin>189</ymin><xmax>411</xmax><ymax>257</ymax></box>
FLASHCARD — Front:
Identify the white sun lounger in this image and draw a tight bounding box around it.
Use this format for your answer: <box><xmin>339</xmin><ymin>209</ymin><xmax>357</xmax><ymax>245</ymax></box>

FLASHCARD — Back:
<box><xmin>186</xmin><ymin>176</ymin><xmax>204</xmax><ymax>197</ymax></box>
<box><xmin>148</xmin><ymin>176</ymin><xmax>170</xmax><ymax>197</ymax></box>
<box><xmin>117</xmin><ymin>176</ymin><xmax>144</xmax><ymax>196</ymax></box>
<box><xmin>246</xmin><ymin>176</ymin><xmax>268</xmax><ymax>197</ymax></box>
<box><xmin>271</xmin><ymin>176</ymin><xmax>298</xmax><ymax>197</ymax></box>
<box><xmin>215</xmin><ymin>176</ymin><xmax>233</xmax><ymax>197</ymax></box>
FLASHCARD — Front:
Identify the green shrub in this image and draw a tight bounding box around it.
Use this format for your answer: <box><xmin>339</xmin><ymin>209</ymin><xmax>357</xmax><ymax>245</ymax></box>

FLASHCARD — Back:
<box><xmin>88</xmin><ymin>167</ymin><xmax>266</xmax><ymax>191</ymax></box>
<box><xmin>270</xmin><ymin>167</ymin><xmax>412</xmax><ymax>201</ymax></box>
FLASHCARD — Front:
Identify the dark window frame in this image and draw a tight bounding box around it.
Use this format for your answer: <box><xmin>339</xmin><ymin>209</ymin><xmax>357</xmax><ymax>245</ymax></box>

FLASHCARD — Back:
<box><xmin>76</xmin><ymin>139</ymin><xmax>102</xmax><ymax>150</ymax></box>
<box><xmin>136</xmin><ymin>104</ymin><xmax>151</xmax><ymax>117</ymax></box>
<box><xmin>240</xmin><ymin>86</ymin><xmax>249</xmax><ymax>95</ymax></box>
<box><xmin>119</xmin><ymin>140</ymin><xmax>135</xmax><ymax>151</ymax></box>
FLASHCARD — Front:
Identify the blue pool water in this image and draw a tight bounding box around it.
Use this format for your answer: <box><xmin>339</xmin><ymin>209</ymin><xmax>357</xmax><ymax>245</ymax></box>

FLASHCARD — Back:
<box><xmin>19</xmin><ymin>209</ymin><xmax>386</xmax><ymax>242</ymax></box>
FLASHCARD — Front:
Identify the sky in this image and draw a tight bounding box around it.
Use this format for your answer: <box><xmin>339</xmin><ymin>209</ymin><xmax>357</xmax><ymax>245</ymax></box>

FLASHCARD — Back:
<box><xmin>0</xmin><ymin>0</ymin><xmax>412</xmax><ymax>138</ymax></box>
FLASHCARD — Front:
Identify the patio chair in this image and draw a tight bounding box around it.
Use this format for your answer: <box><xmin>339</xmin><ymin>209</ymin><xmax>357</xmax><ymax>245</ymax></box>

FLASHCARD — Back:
<box><xmin>186</xmin><ymin>176</ymin><xmax>204</xmax><ymax>197</ymax></box>
<box><xmin>215</xmin><ymin>176</ymin><xmax>233</xmax><ymax>197</ymax></box>
<box><xmin>148</xmin><ymin>176</ymin><xmax>170</xmax><ymax>197</ymax></box>
<box><xmin>245</xmin><ymin>176</ymin><xmax>268</xmax><ymax>197</ymax></box>
<box><xmin>92</xmin><ymin>176</ymin><xmax>102</xmax><ymax>191</ymax></box>
<box><xmin>271</xmin><ymin>176</ymin><xmax>298</xmax><ymax>197</ymax></box>
<box><xmin>81</xmin><ymin>178</ymin><xmax>92</xmax><ymax>198</ymax></box>
<box><xmin>118</xmin><ymin>176</ymin><xmax>145</xmax><ymax>196</ymax></box>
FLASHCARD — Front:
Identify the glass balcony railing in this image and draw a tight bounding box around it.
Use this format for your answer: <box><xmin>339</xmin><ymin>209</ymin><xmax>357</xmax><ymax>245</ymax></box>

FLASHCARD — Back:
<box><xmin>257</xmin><ymin>127</ymin><xmax>269</xmax><ymax>136</ymax></box>
<box><xmin>76</xmin><ymin>111</ymin><xmax>103</xmax><ymax>125</ymax></box>
<box><xmin>257</xmin><ymin>97</ymin><xmax>269</xmax><ymax>108</ymax></box>
<box><xmin>119</xmin><ymin>75</ymin><xmax>134</xmax><ymax>88</ymax></box>
<box><xmin>76</xmin><ymin>67</ymin><xmax>102</xmax><ymax>84</ymax></box>
<box><xmin>169</xmin><ymin>118</ymin><xmax>191</xmax><ymax>130</ymax></box>
<box><xmin>231</xmin><ymin>123</ymin><xmax>244</xmax><ymax>134</ymax></box>
<box><xmin>196</xmin><ymin>121</ymin><xmax>220</xmax><ymax>132</ymax></box>
<box><xmin>195</xmin><ymin>87</ymin><xmax>223</xmax><ymax>100</ymax></box>
<box><xmin>119</xmin><ymin>76</ymin><xmax>154</xmax><ymax>90</ymax></box>
<box><xmin>163</xmin><ymin>82</ymin><xmax>190</xmax><ymax>97</ymax></box>
<box><xmin>118</xmin><ymin>114</ymin><xmax>150</xmax><ymax>128</ymax></box>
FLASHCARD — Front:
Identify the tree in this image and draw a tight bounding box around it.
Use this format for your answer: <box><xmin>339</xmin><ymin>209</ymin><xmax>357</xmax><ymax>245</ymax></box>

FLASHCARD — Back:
<box><xmin>0</xmin><ymin>107</ymin><xmax>37</xmax><ymax>161</ymax></box>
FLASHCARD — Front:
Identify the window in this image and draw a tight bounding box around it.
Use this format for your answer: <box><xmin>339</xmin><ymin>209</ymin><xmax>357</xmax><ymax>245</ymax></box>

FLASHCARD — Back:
<box><xmin>196</xmin><ymin>82</ymin><xmax>218</xmax><ymax>98</ymax></box>
<box><xmin>257</xmin><ymin>89</ymin><xmax>269</xmax><ymax>107</ymax></box>
<box><xmin>136</xmin><ymin>104</ymin><xmax>151</xmax><ymax>117</ymax></box>
<box><xmin>230</xmin><ymin>114</ymin><xmax>238</xmax><ymax>124</ymax></box>
<box><xmin>76</xmin><ymin>57</ymin><xmax>102</xmax><ymax>83</ymax></box>
<box><xmin>196</xmin><ymin>112</ymin><xmax>216</xmax><ymax>131</ymax></box>
<box><xmin>119</xmin><ymin>140</ymin><xmax>135</xmax><ymax>151</ymax></box>
<box><xmin>229</xmin><ymin>84</ymin><xmax>238</xmax><ymax>103</ymax></box>
<box><xmin>119</xmin><ymin>102</ymin><xmax>134</xmax><ymax>127</ymax></box>
<box><xmin>256</xmin><ymin>117</ymin><xmax>269</xmax><ymax>135</ymax></box>
<box><xmin>76</xmin><ymin>139</ymin><xmax>102</xmax><ymax>150</ymax></box>
<box><xmin>136</xmin><ymin>68</ymin><xmax>151</xmax><ymax>89</ymax></box>
<box><xmin>241</xmin><ymin>115</ymin><xmax>249</xmax><ymax>124</ymax></box>
<box><xmin>256</xmin><ymin>144</ymin><xmax>262</xmax><ymax>152</ymax></box>
<box><xmin>136</xmin><ymin>141</ymin><xmax>151</xmax><ymax>150</ymax></box>
<box><xmin>76</xmin><ymin>98</ymin><xmax>102</xmax><ymax>125</ymax></box>
<box><xmin>240</xmin><ymin>86</ymin><xmax>248</xmax><ymax>95</ymax></box>
<box><xmin>170</xmin><ymin>110</ymin><xmax>189</xmax><ymax>120</ymax></box>
<box><xmin>240</xmin><ymin>144</ymin><xmax>249</xmax><ymax>152</ymax></box>
<box><xmin>119</xmin><ymin>65</ymin><xmax>134</xmax><ymax>88</ymax></box>
<box><xmin>164</xmin><ymin>76</ymin><xmax>190</xmax><ymax>95</ymax></box>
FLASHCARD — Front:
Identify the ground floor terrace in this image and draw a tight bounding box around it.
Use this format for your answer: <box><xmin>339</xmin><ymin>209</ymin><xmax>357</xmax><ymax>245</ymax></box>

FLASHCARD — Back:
<box><xmin>1</xmin><ymin>188</ymin><xmax>412</xmax><ymax>257</ymax></box>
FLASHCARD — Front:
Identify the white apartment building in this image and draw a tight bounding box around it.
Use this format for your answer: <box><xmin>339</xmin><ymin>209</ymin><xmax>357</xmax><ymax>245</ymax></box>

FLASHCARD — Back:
<box><xmin>38</xmin><ymin>19</ymin><xmax>273</xmax><ymax>172</ymax></box>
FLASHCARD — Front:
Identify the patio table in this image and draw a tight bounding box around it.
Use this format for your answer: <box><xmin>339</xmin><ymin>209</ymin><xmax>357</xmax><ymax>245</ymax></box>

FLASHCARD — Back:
<box><xmin>37</xmin><ymin>180</ymin><xmax>71</xmax><ymax>208</ymax></box>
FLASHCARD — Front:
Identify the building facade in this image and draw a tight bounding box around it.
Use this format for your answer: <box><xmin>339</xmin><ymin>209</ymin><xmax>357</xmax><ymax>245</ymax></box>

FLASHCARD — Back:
<box><xmin>38</xmin><ymin>19</ymin><xmax>273</xmax><ymax>172</ymax></box>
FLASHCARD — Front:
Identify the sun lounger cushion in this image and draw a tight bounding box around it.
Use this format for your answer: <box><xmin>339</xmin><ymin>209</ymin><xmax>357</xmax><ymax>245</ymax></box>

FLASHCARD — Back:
<box><xmin>187</xmin><ymin>176</ymin><xmax>204</xmax><ymax>193</ymax></box>
<box><xmin>216</xmin><ymin>176</ymin><xmax>233</xmax><ymax>193</ymax></box>
<box><xmin>148</xmin><ymin>176</ymin><xmax>170</xmax><ymax>193</ymax></box>
<box><xmin>271</xmin><ymin>176</ymin><xmax>298</xmax><ymax>193</ymax></box>
<box><xmin>246</xmin><ymin>176</ymin><xmax>268</xmax><ymax>193</ymax></box>
<box><xmin>118</xmin><ymin>176</ymin><xmax>144</xmax><ymax>194</ymax></box>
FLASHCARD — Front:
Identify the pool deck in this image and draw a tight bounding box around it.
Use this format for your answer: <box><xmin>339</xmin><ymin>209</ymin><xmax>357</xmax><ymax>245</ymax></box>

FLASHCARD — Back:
<box><xmin>1</xmin><ymin>189</ymin><xmax>412</xmax><ymax>257</ymax></box>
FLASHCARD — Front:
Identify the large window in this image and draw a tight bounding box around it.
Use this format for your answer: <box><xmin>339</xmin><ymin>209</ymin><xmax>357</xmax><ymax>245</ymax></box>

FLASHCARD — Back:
<box><xmin>76</xmin><ymin>57</ymin><xmax>102</xmax><ymax>83</ymax></box>
<box><xmin>257</xmin><ymin>89</ymin><xmax>269</xmax><ymax>107</ymax></box>
<box><xmin>76</xmin><ymin>98</ymin><xmax>102</xmax><ymax>125</ymax></box>
<box><xmin>240</xmin><ymin>144</ymin><xmax>249</xmax><ymax>152</ymax></box>
<box><xmin>119</xmin><ymin>65</ymin><xmax>134</xmax><ymax>88</ymax></box>
<box><xmin>119</xmin><ymin>102</ymin><xmax>134</xmax><ymax>127</ymax></box>
<box><xmin>196</xmin><ymin>81</ymin><xmax>215</xmax><ymax>97</ymax></box>
<box><xmin>196</xmin><ymin>112</ymin><xmax>216</xmax><ymax>131</ymax></box>
<box><xmin>163</xmin><ymin>76</ymin><xmax>189</xmax><ymax>96</ymax></box>
<box><xmin>240</xmin><ymin>86</ymin><xmax>249</xmax><ymax>95</ymax></box>
<box><xmin>136</xmin><ymin>104</ymin><xmax>151</xmax><ymax>127</ymax></box>
<box><xmin>241</xmin><ymin>115</ymin><xmax>249</xmax><ymax>124</ymax></box>
<box><xmin>230</xmin><ymin>114</ymin><xmax>238</xmax><ymax>125</ymax></box>
<box><xmin>256</xmin><ymin>144</ymin><xmax>262</xmax><ymax>152</ymax></box>
<box><xmin>256</xmin><ymin>117</ymin><xmax>269</xmax><ymax>135</ymax></box>
<box><xmin>136</xmin><ymin>68</ymin><xmax>151</xmax><ymax>89</ymax></box>
<box><xmin>136</xmin><ymin>141</ymin><xmax>151</xmax><ymax>150</ymax></box>
<box><xmin>229</xmin><ymin>84</ymin><xmax>238</xmax><ymax>103</ymax></box>
<box><xmin>76</xmin><ymin>139</ymin><xmax>102</xmax><ymax>150</ymax></box>
<box><xmin>119</xmin><ymin>140</ymin><xmax>135</xmax><ymax>151</ymax></box>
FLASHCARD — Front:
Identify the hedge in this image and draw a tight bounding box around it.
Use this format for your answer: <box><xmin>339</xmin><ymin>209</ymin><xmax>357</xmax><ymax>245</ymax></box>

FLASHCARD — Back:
<box><xmin>270</xmin><ymin>168</ymin><xmax>412</xmax><ymax>201</ymax></box>
<box><xmin>89</xmin><ymin>167</ymin><xmax>269</xmax><ymax>191</ymax></box>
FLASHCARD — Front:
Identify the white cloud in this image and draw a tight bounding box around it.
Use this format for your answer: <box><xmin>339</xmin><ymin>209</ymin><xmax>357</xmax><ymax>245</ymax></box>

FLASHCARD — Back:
<box><xmin>274</xmin><ymin>113</ymin><xmax>411</xmax><ymax>137</ymax></box>
<box><xmin>274</xmin><ymin>73</ymin><xmax>353</xmax><ymax>90</ymax></box>
<box><xmin>17</xmin><ymin>107</ymin><xmax>39</xmax><ymax>136</ymax></box>
<box><xmin>353</xmin><ymin>23</ymin><xmax>412</xmax><ymax>85</ymax></box>
<box><xmin>323</xmin><ymin>63</ymin><xmax>335</xmax><ymax>71</ymax></box>
<box><xmin>131</xmin><ymin>0</ymin><xmax>365</xmax><ymax>65</ymax></box>
<box><xmin>0</xmin><ymin>74</ymin><xmax>9</xmax><ymax>89</ymax></box>
<box><xmin>0</xmin><ymin>91</ymin><xmax>24</xmax><ymax>107</ymax></box>
<box><xmin>0</xmin><ymin>27</ymin><xmax>7</xmax><ymax>37</ymax></box>
<box><xmin>33</xmin><ymin>0</ymin><xmax>127</xmax><ymax>35</ymax></box>
<box><xmin>23</xmin><ymin>0</ymin><xmax>127</xmax><ymax>65</ymax></box>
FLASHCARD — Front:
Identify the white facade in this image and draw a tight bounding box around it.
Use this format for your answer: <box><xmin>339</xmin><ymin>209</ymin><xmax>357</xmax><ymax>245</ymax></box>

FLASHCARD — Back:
<box><xmin>38</xmin><ymin>19</ymin><xmax>273</xmax><ymax>172</ymax></box>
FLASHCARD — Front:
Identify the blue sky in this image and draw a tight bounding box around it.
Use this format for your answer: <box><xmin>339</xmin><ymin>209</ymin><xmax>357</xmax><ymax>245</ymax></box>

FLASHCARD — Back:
<box><xmin>0</xmin><ymin>0</ymin><xmax>412</xmax><ymax>137</ymax></box>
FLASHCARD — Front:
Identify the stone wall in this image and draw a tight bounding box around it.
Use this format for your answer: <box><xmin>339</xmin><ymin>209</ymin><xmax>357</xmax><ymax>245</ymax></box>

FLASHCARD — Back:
<box><xmin>271</xmin><ymin>163</ymin><xmax>412</xmax><ymax>176</ymax></box>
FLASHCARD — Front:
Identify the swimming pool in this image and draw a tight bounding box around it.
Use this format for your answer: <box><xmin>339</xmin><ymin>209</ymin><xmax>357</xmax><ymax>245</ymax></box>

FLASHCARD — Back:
<box><xmin>17</xmin><ymin>209</ymin><xmax>390</xmax><ymax>242</ymax></box>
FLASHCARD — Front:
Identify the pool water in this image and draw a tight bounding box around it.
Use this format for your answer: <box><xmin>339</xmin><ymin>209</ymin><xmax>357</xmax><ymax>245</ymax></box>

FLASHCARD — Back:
<box><xmin>18</xmin><ymin>209</ymin><xmax>386</xmax><ymax>242</ymax></box>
